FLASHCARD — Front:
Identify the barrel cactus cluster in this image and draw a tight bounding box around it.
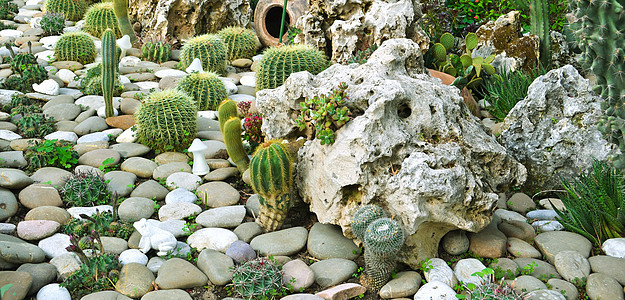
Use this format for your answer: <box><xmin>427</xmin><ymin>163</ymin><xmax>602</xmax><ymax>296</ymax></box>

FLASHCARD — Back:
<box><xmin>177</xmin><ymin>71</ymin><xmax>227</xmax><ymax>111</ymax></box>
<box><xmin>134</xmin><ymin>89</ymin><xmax>198</xmax><ymax>153</ymax></box>
<box><xmin>352</xmin><ymin>205</ymin><xmax>405</xmax><ymax>291</ymax></box>
<box><xmin>54</xmin><ymin>31</ymin><xmax>97</xmax><ymax>64</ymax></box>
<box><xmin>82</xmin><ymin>2</ymin><xmax>121</xmax><ymax>38</ymax></box>
<box><xmin>256</xmin><ymin>44</ymin><xmax>329</xmax><ymax>91</ymax></box>
<box><xmin>217</xmin><ymin>26</ymin><xmax>258</xmax><ymax>61</ymax></box>
<box><xmin>141</xmin><ymin>36</ymin><xmax>171</xmax><ymax>63</ymax></box>
<box><xmin>43</xmin><ymin>0</ymin><xmax>86</xmax><ymax>21</ymax></box>
<box><xmin>179</xmin><ymin>34</ymin><xmax>227</xmax><ymax>74</ymax></box>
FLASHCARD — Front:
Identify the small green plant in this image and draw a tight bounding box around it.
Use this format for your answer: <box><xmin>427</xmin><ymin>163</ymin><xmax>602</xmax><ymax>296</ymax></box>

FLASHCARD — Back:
<box><xmin>420</xmin><ymin>258</ymin><xmax>434</xmax><ymax>272</ymax></box>
<box><xmin>553</xmin><ymin>160</ymin><xmax>625</xmax><ymax>246</ymax></box>
<box><xmin>16</xmin><ymin>114</ymin><xmax>55</xmax><ymax>138</ymax></box>
<box><xmin>40</xmin><ymin>12</ymin><xmax>65</xmax><ymax>36</ymax></box>
<box><xmin>284</xmin><ymin>26</ymin><xmax>301</xmax><ymax>46</ymax></box>
<box><xmin>0</xmin><ymin>0</ymin><xmax>18</xmax><ymax>20</ymax></box>
<box><xmin>229</xmin><ymin>256</ymin><xmax>286</xmax><ymax>300</ymax></box>
<box><xmin>352</xmin><ymin>266</ymin><xmax>365</xmax><ymax>278</ymax></box>
<box><xmin>80</xmin><ymin>64</ymin><xmax>124</xmax><ymax>97</ymax></box>
<box><xmin>61</xmin><ymin>170</ymin><xmax>112</xmax><ymax>207</ymax></box>
<box><xmin>456</xmin><ymin>268</ymin><xmax>525</xmax><ymax>300</ymax></box>
<box><xmin>64</xmin><ymin>211</ymin><xmax>134</xmax><ymax>240</ymax></box>
<box><xmin>483</xmin><ymin>67</ymin><xmax>547</xmax><ymax>122</ymax></box>
<box><xmin>98</xmin><ymin>157</ymin><xmax>119</xmax><ymax>173</ymax></box>
<box><xmin>296</xmin><ymin>82</ymin><xmax>352</xmax><ymax>145</ymax></box>
<box><xmin>25</xmin><ymin>139</ymin><xmax>79</xmax><ymax>171</ymax></box>
<box><xmin>347</xmin><ymin>44</ymin><xmax>379</xmax><ymax>65</ymax></box>
<box><xmin>2</xmin><ymin>48</ymin><xmax>49</xmax><ymax>93</ymax></box>
<box><xmin>519</xmin><ymin>261</ymin><xmax>537</xmax><ymax>276</ymax></box>
<box><xmin>141</xmin><ymin>35</ymin><xmax>172</xmax><ymax>63</ymax></box>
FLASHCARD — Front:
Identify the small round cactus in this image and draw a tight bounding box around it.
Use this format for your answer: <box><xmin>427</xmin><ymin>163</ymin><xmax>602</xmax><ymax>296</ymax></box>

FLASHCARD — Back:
<box><xmin>83</xmin><ymin>2</ymin><xmax>121</xmax><ymax>38</ymax></box>
<box><xmin>362</xmin><ymin>217</ymin><xmax>405</xmax><ymax>292</ymax></box>
<box><xmin>257</xmin><ymin>44</ymin><xmax>328</xmax><ymax>91</ymax></box>
<box><xmin>177</xmin><ymin>71</ymin><xmax>228</xmax><ymax>111</ymax></box>
<box><xmin>351</xmin><ymin>204</ymin><xmax>387</xmax><ymax>241</ymax></box>
<box><xmin>217</xmin><ymin>26</ymin><xmax>258</xmax><ymax>61</ymax></box>
<box><xmin>55</xmin><ymin>31</ymin><xmax>97</xmax><ymax>64</ymax></box>
<box><xmin>62</xmin><ymin>171</ymin><xmax>111</xmax><ymax>207</ymax></box>
<box><xmin>43</xmin><ymin>0</ymin><xmax>86</xmax><ymax>21</ymax></box>
<box><xmin>230</xmin><ymin>257</ymin><xmax>284</xmax><ymax>299</ymax></box>
<box><xmin>179</xmin><ymin>34</ymin><xmax>227</xmax><ymax>75</ymax></box>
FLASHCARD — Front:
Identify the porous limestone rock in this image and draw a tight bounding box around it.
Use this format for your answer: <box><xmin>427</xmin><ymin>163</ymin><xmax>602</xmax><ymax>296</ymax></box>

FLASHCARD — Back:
<box><xmin>255</xmin><ymin>38</ymin><xmax>526</xmax><ymax>269</ymax></box>
<box><xmin>128</xmin><ymin>0</ymin><xmax>252</xmax><ymax>43</ymax></box>
<box><xmin>499</xmin><ymin>65</ymin><xmax>618</xmax><ymax>192</ymax></box>
<box><xmin>294</xmin><ymin>0</ymin><xmax>429</xmax><ymax>63</ymax></box>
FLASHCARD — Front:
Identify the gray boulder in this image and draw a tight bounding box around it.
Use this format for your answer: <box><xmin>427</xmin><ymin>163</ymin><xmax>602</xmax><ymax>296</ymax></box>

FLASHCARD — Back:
<box><xmin>499</xmin><ymin>65</ymin><xmax>618</xmax><ymax>192</ymax></box>
<box><xmin>256</xmin><ymin>38</ymin><xmax>526</xmax><ymax>269</ymax></box>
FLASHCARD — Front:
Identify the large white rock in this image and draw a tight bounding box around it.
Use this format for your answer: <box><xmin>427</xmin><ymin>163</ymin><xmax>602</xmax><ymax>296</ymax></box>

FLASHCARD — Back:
<box><xmin>602</xmin><ymin>238</ymin><xmax>625</xmax><ymax>259</ymax></box>
<box><xmin>256</xmin><ymin>38</ymin><xmax>526</xmax><ymax>269</ymax></box>
<box><xmin>413</xmin><ymin>281</ymin><xmax>457</xmax><ymax>300</ymax></box>
<box><xmin>33</xmin><ymin>79</ymin><xmax>60</xmax><ymax>96</ymax></box>
<box><xmin>186</xmin><ymin>227</ymin><xmax>238</xmax><ymax>252</ymax></box>
<box><xmin>499</xmin><ymin>65</ymin><xmax>618</xmax><ymax>191</ymax></box>
<box><xmin>56</xmin><ymin>69</ymin><xmax>76</xmax><ymax>84</ymax></box>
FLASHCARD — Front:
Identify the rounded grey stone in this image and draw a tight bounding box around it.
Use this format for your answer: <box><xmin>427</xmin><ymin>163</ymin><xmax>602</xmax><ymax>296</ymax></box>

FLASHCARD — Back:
<box><xmin>130</xmin><ymin>180</ymin><xmax>168</xmax><ymax>201</ymax></box>
<box><xmin>118</xmin><ymin>197</ymin><xmax>155</xmax><ymax>222</ymax></box>
<box><xmin>554</xmin><ymin>250</ymin><xmax>590</xmax><ymax>282</ymax></box>
<box><xmin>204</xmin><ymin>167</ymin><xmax>238</xmax><ymax>181</ymax></box>
<box><xmin>43</xmin><ymin>103</ymin><xmax>80</xmax><ymax>121</ymax></box>
<box><xmin>441</xmin><ymin>230</ymin><xmax>469</xmax><ymax>256</ymax></box>
<box><xmin>0</xmin><ymin>168</ymin><xmax>33</xmax><ymax>189</ymax></box>
<box><xmin>196</xmin><ymin>181</ymin><xmax>240</xmax><ymax>207</ymax></box>
<box><xmin>586</xmin><ymin>273</ymin><xmax>624</xmax><ymax>300</ymax></box>
<box><xmin>534</xmin><ymin>231</ymin><xmax>592</xmax><ymax>264</ymax></box>
<box><xmin>16</xmin><ymin>263</ymin><xmax>57</xmax><ymax>296</ymax></box>
<box><xmin>196</xmin><ymin>205</ymin><xmax>246</xmax><ymax>228</ymax></box>
<box><xmin>547</xmin><ymin>278</ymin><xmax>578</xmax><ymax>300</ymax></box>
<box><xmin>154</xmin><ymin>258</ymin><xmax>208</xmax><ymax>289</ymax></box>
<box><xmin>282</xmin><ymin>259</ymin><xmax>315</xmax><ymax>291</ymax></box>
<box><xmin>82</xmin><ymin>290</ymin><xmax>133</xmax><ymax>300</ymax></box>
<box><xmin>307</xmin><ymin>222</ymin><xmax>359</xmax><ymax>260</ymax></box>
<box><xmin>104</xmin><ymin>171</ymin><xmax>137</xmax><ymax>197</ymax></box>
<box><xmin>164</xmin><ymin>188</ymin><xmax>197</xmax><ymax>205</ymax></box>
<box><xmin>73</xmin><ymin>116</ymin><xmax>108</xmax><ymax>135</ymax></box>
<box><xmin>101</xmin><ymin>236</ymin><xmax>129</xmax><ymax>255</ymax></box>
<box><xmin>30</xmin><ymin>167</ymin><xmax>71</xmax><ymax>189</ymax></box>
<box><xmin>0</xmin><ymin>187</ymin><xmax>18</xmax><ymax>221</ymax></box>
<box><xmin>233</xmin><ymin>222</ymin><xmax>263</xmax><ymax>243</ymax></box>
<box><xmin>140</xmin><ymin>289</ymin><xmax>192</xmax><ymax>300</ymax></box>
<box><xmin>197</xmin><ymin>249</ymin><xmax>234</xmax><ymax>285</ymax></box>
<box><xmin>379</xmin><ymin>271</ymin><xmax>421</xmax><ymax>299</ymax></box>
<box><xmin>512</xmin><ymin>275</ymin><xmax>547</xmax><ymax>294</ymax></box>
<box><xmin>0</xmin><ymin>240</ymin><xmax>46</xmax><ymax>263</ymax></box>
<box><xmin>78</xmin><ymin>149</ymin><xmax>121</xmax><ymax>168</ymax></box>
<box><xmin>0</xmin><ymin>151</ymin><xmax>27</xmax><ymax>168</ymax></box>
<box><xmin>152</xmin><ymin>162</ymin><xmax>191</xmax><ymax>180</ymax></box>
<box><xmin>309</xmin><ymin>258</ymin><xmax>357</xmax><ymax>288</ymax></box>
<box><xmin>115</xmin><ymin>263</ymin><xmax>155</xmax><ymax>298</ymax></box>
<box><xmin>110</xmin><ymin>142</ymin><xmax>151</xmax><ymax>158</ymax></box>
<box><xmin>250</xmin><ymin>227</ymin><xmax>308</xmax><ymax>256</ymax></box>
<box><xmin>121</xmin><ymin>157</ymin><xmax>157</xmax><ymax>178</ymax></box>
<box><xmin>589</xmin><ymin>255</ymin><xmax>625</xmax><ymax>285</ymax></box>
<box><xmin>245</xmin><ymin>194</ymin><xmax>260</xmax><ymax>217</ymax></box>
<box><xmin>525</xmin><ymin>290</ymin><xmax>567</xmax><ymax>300</ymax></box>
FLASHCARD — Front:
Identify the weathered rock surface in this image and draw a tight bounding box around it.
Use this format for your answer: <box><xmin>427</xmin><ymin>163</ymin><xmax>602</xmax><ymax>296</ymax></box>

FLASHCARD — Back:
<box><xmin>256</xmin><ymin>39</ymin><xmax>526</xmax><ymax>268</ymax></box>
<box><xmin>499</xmin><ymin>65</ymin><xmax>617</xmax><ymax>191</ymax></box>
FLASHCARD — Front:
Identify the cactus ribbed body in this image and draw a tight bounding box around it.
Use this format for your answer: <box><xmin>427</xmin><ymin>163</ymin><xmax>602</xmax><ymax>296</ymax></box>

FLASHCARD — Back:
<box><xmin>101</xmin><ymin>29</ymin><xmax>116</xmax><ymax>118</ymax></box>
<box><xmin>257</xmin><ymin>44</ymin><xmax>328</xmax><ymax>91</ymax></box>
<box><xmin>223</xmin><ymin>117</ymin><xmax>250</xmax><ymax>174</ymax></box>
<box><xmin>134</xmin><ymin>89</ymin><xmax>198</xmax><ymax>153</ymax></box>
<box><xmin>141</xmin><ymin>40</ymin><xmax>170</xmax><ymax>63</ymax></box>
<box><xmin>54</xmin><ymin>31</ymin><xmax>97</xmax><ymax>64</ymax></box>
<box><xmin>530</xmin><ymin>0</ymin><xmax>551</xmax><ymax>68</ymax></box>
<box><xmin>177</xmin><ymin>72</ymin><xmax>227</xmax><ymax>111</ymax></box>
<box><xmin>217</xmin><ymin>26</ymin><xmax>257</xmax><ymax>61</ymax></box>
<box><xmin>83</xmin><ymin>2</ymin><xmax>121</xmax><ymax>38</ymax></box>
<box><xmin>351</xmin><ymin>205</ymin><xmax>386</xmax><ymax>241</ymax></box>
<box><xmin>218</xmin><ymin>99</ymin><xmax>238</xmax><ymax>133</ymax></box>
<box><xmin>43</xmin><ymin>0</ymin><xmax>86</xmax><ymax>21</ymax></box>
<box><xmin>179</xmin><ymin>34</ymin><xmax>227</xmax><ymax>74</ymax></box>
<box><xmin>363</xmin><ymin>218</ymin><xmax>405</xmax><ymax>291</ymax></box>
<box><xmin>571</xmin><ymin>0</ymin><xmax>625</xmax><ymax>168</ymax></box>
<box><xmin>249</xmin><ymin>141</ymin><xmax>294</xmax><ymax>231</ymax></box>
<box><xmin>112</xmin><ymin>0</ymin><xmax>137</xmax><ymax>43</ymax></box>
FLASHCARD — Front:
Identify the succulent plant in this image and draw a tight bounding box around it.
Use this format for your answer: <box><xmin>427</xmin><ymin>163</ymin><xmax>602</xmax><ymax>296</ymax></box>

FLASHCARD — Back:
<box><xmin>296</xmin><ymin>82</ymin><xmax>352</xmax><ymax>145</ymax></box>
<box><xmin>0</xmin><ymin>0</ymin><xmax>18</xmax><ymax>20</ymax></box>
<box><xmin>40</xmin><ymin>12</ymin><xmax>65</xmax><ymax>36</ymax></box>
<box><xmin>218</xmin><ymin>99</ymin><xmax>238</xmax><ymax>132</ymax></box>
<box><xmin>230</xmin><ymin>257</ymin><xmax>284</xmax><ymax>299</ymax></box>
<box><xmin>83</xmin><ymin>2</ymin><xmax>121</xmax><ymax>39</ymax></box>
<box><xmin>177</xmin><ymin>71</ymin><xmax>227</xmax><ymax>111</ymax></box>
<box><xmin>101</xmin><ymin>28</ymin><xmax>117</xmax><ymax>118</ymax></box>
<box><xmin>222</xmin><ymin>117</ymin><xmax>250</xmax><ymax>174</ymax></box>
<box><xmin>134</xmin><ymin>88</ymin><xmax>198</xmax><ymax>153</ymax></box>
<box><xmin>80</xmin><ymin>64</ymin><xmax>123</xmax><ymax>96</ymax></box>
<box><xmin>217</xmin><ymin>26</ymin><xmax>257</xmax><ymax>61</ymax></box>
<box><xmin>62</xmin><ymin>170</ymin><xmax>112</xmax><ymax>207</ymax></box>
<box><xmin>249</xmin><ymin>140</ymin><xmax>294</xmax><ymax>232</ymax></box>
<box><xmin>141</xmin><ymin>36</ymin><xmax>171</xmax><ymax>63</ymax></box>
<box><xmin>362</xmin><ymin>217</ymin><xmax>405</xmax><ymax>291</ymax></box>
<box><xmin>351</xmin><ymin>204</ymin><xmax>387</xmax><ymax>241</ymax></box>
<box><xmin>112</xmin><ymin>0</ymin><xmax>137</xmax><ymax>43</ymax></box>
<box><xmin>55</xmin><ymin>31</ymin><xmax>97</xmax><ymax>65</ymax></box>
<box><xmin>43</xmin><ymin>0</ymin><xmax>86</xmax><ymax>21</ymax></box>
<box><xmin>9</xmin><ymin>53</ymin><xmax>38</xmax><ymax>75</ymax></box>
<box><xmin>179</xmin><ymin>34</ymin><xmax>227</xmax><ymax>74</ymax></box>
<box><xmin>257</xmin><ymin>44</ymin><xmax>328</xmax><ymax>91</ymax></box>
<box><xmin>16</xmin><ymin>113</ymin><xmax>55</xmax><ymax>138</ymax></box>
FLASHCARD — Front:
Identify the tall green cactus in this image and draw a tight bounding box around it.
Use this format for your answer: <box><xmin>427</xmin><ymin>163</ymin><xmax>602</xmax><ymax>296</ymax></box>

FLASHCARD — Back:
<box><xmin>54</xmin><ymin>32</ymin><xmax>97</xmax><ymax>64</ymax></box>
<box><xmin>222</xmin><ymin>117</ymin><xmax>250</xmax><ymax>174</ymax></box>
<box><xmin>141</xmin><ymin>37</ymin><xmax>171</xmax><ymax>63</ymax></box>
<box><xmin>363</xmin><ymin>218</ymin><xmax>405</xmax><ymax>291</ymax></box>
<box><xmin>83</xmin><ymin>2</ymin><xmax>121</xmax><ymax>38</ymax></box>
<box><xmin>512</xmin><ymin>0</ymin><xmax>551</xmax><ymax>68</ymax></box>
<box><xmin>574</xmin><ymin>0</ymin><xmax>625</xmax><ymax>168</ymax></box>
<box><xmin>177</xmin><ymin>71</ymin><xmax>228</xmax><ymax>111</ymax></box>
<box><xmin>43</xmin><ymin>0</ymin><xmax>86</xmax><ymax>21</ymax></box>
<box><xmin>101</xmin><ymin>29</ymin><xmax>116</xmax><ymax>118</ymax></box>
<box><xmin>218</xmin><ymin>99</ymin><xmax>238</xmax><ymax>133</ymax></box>
<box><xmin>217</xmin><ymin>27</ymin><xmax>258</xmax><ymax>61</ymax></box>
<box><xmin>134</xmin><ymin>89</ymin><xmax>198</xmax><ymax>153</ymax></box>
<box><xmin>179</xmin><ymin>34</ymin><xmax>227</xmax><ymax>74</ymax></box>
<box><xmin>249</xmin><ymin>140</ymin><xmax>294</xmax><ymax>232</ymax></box>
<box><xmin>112</xmin><ymin>0</ymin><xmax>137</xmax><ymax>43</ymax></box>
<box><xmin>257</xmin><ymin>44</ymin><xmax>328</xmax><ymax>91</ymax></box>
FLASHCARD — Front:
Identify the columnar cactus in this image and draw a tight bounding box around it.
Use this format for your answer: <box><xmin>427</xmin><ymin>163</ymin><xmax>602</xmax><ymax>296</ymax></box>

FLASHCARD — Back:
<box><xmin>363</xmin><ymin>218</ymin><xmax>405</xmax><ymax>291</ymax></box>
<box><xmin>179</xmin><ymin>34</ymin><xmax>227</xmax><ymax>74</ymax></box>
<box><xmin>249</xmin><ymin>140</ymin><xmax>294</xmax><ymax>232</ymax></box>
<box><xmin>218</xmin><ymin>99</ymin><xmax>238</xmax><ymax>133</ymax></box>
<box><xmin>134</xmin><ymin>89</ymin><xmax>198</xmax><ymax>153</ymax></box>
<box><xmin>257</xmin><ymin>44</ymin><xmax>328</xmax><ymax>91</ymax></box>
<box><xmin>101</xmin><ymin>29</ymin><xmax>116</xmax><ymax>118</ymax></box>
<box><xmin>512</xmin><ymin>0</ymin><xmax>551</xmax><ymax>68</ymax></box>
<box><xmin>112</xmin><ymin>0</ymin><xmax>137</xmax><ymax>43</ymax></box>
<box><xmin>177</xmin><ymin>71</ymin><xmax>228</xmax><ymax>111</ymax></box>
<box><xmin>55</xmin><ymin>31</ymin><xmax>97</xmax><ymax>64</ymax></box>
<box><xmin>571</xmin><ymin>0</ymin><xmax>625</xmax><ymax>168</ymax></box>
<box><xmin>217</xmin><ymin>26</ymin><xmax>258</xmax><ymax>61</ymax></box>
<box><xmin>222</xmin><ymin>117</ymin><xmax>250</xmax><ymax>174</ymax></box>
<box><xmin>83</xmin><ymin>2</ymin><xmax>121</xmax><ymax>38</ymax></box>
<box><xmin>43</xmin><ymin>0</ymin><xmax>86</xmax><ymax>21</ymax></box>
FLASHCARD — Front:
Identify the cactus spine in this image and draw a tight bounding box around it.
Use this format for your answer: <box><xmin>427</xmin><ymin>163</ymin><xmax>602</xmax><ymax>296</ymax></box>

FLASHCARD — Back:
<box><xmin>83</xmin><ymin>2</ymin><xmax>121</xmax><ymax>38</ymax></box>
<box><xmin>141</xmin><ymin>38</ymin><xmax>170</xmax><ymax>63</ymax></box>
<box><xmin>217</xmin><ymin>27</ymin><xmax>258</xmax><ymax>61</ymax></box>
<box><xmin>222</xmin><ymin>117</ymin><xmax>250</xmax><ymax>174</ymax></box>
<box><xmin>43</xmin><ymin>0</ymin><xmax>86</xmax><ymax>21</ymax></box>
<box><xmin>249</xmin><ymin>140</ymin><xmax>294</xmax><ymax>232</ymax></box>
<box><xmin>54</xmin><ymin>31</ymin><xmax>97</xmax><ymax>64</ymax></box>
<box><xmin>179</xmin><ymin>34</ymin><xmax>227</xmax><ymax>74</ymax></box>
<box><xmin>112</xmin><ymin>0</ymin><xmax>137</xmax><ymax>43</ymax></box>
<box><xmin>351</xmin><ymin>205</ymin><xmax>387</xmax><ymax>241</ymax></box>
<box><xmin>571</xmin><ymin>0</ymin><xmax>625</xmax><ymax>168</ymax></box>
<box><xmin>101</xmin><ymin>29</ymin><xmax>116</xmax><ymax>118</ymax></box>
<box><xmin>257</xmin><ymin>44</ymin><xmax>329</xmax><ymax>91</ymax></box>
<box><xmin>177</xmin><ymin>71</ymin><xmax>228</xmax><ymax>111</ymax></box>
<box><xmin>218</xmin><ymin>99</ymin><xmax>238</xmax><ymax>133</ymax></box>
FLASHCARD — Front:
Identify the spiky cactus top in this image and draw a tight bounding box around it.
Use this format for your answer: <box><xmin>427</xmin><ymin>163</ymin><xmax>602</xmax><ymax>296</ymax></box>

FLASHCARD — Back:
<box><xmin>179</xmin><ymin>34</ymin><xmax>227</xmax><ymax>75</ymax></box>
<box><xmin>55</xmin><ymin>31</ymin><xmax>97</xmax><ymax>65</ymax></box>
<box><xmin>363</xmin><ymin>217</ymin><xmax>405</xmax><ymax>291</ymax></box>
<box><xmin>177</xmin><ymin>71</ymin><xmax>228</xmax><ymax>111</ymax></box>
<box><xmin>351</xmin><ymin>204</ymin><xmax>387</xmax><ymax>241</ymax></box>
<box><xmin>217</xmin><ymin>26</ymin><xmax>258</xmax><ymax>61</ymax></box>
<box><xmin>571</xmin><ymin>0</ymin><xmax>625</xmax><ymax>168</ymax></box>
<box><xmin>134</xmin><ymin>89</ymin><xmax>198</xmax><ymax>153</ymax></box>
<box><xmin>43</xmin><ymin>0</ymin><xmax>86</xmax><ymax>21</ymax></box>
<box><xmin>83</xmin><ymin>2</ymin><xmax>121</xmax><ymax>38</ymax></box>
<box><xmin>257</xmin><ymin>44</ymin><xmax>329</xmax><ymax>91</ymax></box>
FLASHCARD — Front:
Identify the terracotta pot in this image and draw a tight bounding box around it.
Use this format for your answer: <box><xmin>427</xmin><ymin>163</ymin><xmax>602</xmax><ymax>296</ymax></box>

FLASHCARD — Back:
<box><xmin>254</xmin><ymin>0</ymin><xmax>308</xmax><ymax>47</ymax></box>
<box><xmin>428</xmin><ymin>69</ymin><xmax>481</xmax><ymax>117</ymax></box>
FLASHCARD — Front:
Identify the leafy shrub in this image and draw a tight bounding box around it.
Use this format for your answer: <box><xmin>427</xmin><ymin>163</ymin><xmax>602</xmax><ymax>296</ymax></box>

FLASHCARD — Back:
<box><xmin>230</xmin><ymin>257</ymin><xmax>286</xmax><ymax>299</ymax></box>
<box><xmin>61</xmin><ymin>171</ymin><xmax>111</xmax><ymax>207</ymax></box>
<box><xmin>40</xmin><ymin>12</ymin><xmax>65</xmax><ymax>36</ymax></box>
<box><xmin>554</xmin><ymin>160</ymin><xmax>625</xmax><ymax>246</ymax></box>
<box><xmin>24</xmin><ymin>139</ymin><xmax>79</xmax><ymax>171</ymax></box>
<box><xmin>483</xmin><ymin>67</ymin><xmax>546</xmax><ymax>122</ymax></box>
<box><xmin>420</xmin><ymin>0</ymin><xmax>460</xmax><ymax>42</ymax></box>
<box><xmin>296</xmin><ymin>83</ymin><xmax>351</xmax><ymax>145</ymax></box>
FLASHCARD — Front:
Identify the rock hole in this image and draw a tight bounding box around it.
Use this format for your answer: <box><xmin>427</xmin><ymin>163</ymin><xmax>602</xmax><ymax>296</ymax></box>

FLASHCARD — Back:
<box><xmin>265</xmin><ymin>7</ymin><xmax>290</xmax><ymax>39</ymax></box>
<box><xmin>397</xmin><ymin>102</ymin><xmax>412</xmax><ymax>119</ymax></box>
<box><xmin>355</xmin><ymin>77</ymin><xmax>364</xmax><ymax>85</ymax></box>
